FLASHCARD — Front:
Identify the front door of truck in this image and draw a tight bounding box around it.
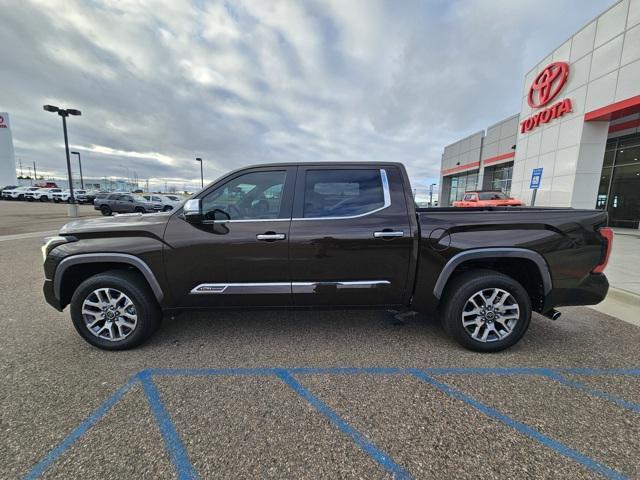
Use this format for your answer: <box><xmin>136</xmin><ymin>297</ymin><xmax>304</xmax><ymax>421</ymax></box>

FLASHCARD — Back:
<box><xmin>163</xmin><ymin>167</ymin><xmax>296</xmax><ymax>308</ymax></box>
<box><xmin>288</xmin><ymin>165</ymin><xmax>414</xmax><ymax>306</ymax></box>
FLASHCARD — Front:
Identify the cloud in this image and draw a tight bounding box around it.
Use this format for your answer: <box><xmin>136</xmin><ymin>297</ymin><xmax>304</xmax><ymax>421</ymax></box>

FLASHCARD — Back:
<box><xmin>1</xmin><ymin>0</ymin><xmax>614</xmax><ymax>190</ymax></box>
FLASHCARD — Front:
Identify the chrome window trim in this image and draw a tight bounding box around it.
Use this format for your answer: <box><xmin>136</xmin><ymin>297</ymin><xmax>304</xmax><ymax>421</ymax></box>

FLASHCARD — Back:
<box><xmin>292</xmin><ymin>168</ymin><xmax>391</xmax><ymax>221</ymax></box>
<box><xmin>190</xmin><ymin>280</ymin><xmax>391</xmax><ymax>294</ymax></box>
<box><xmin>210</xmin><ymin>218</ymin><xmax>291</xmax><ymax>224</ymax></box>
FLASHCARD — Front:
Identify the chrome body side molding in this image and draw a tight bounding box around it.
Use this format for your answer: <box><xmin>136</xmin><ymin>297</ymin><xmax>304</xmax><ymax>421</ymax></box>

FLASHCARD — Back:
<box><xmin>432</xmin><ymin>248</ymin><xmax>552</xmax><ymax>299</ymax></box>
<box><xmin>190</xmin><ymin>280</ymin><xmax>391</xmax><ymax>295</ymax></box>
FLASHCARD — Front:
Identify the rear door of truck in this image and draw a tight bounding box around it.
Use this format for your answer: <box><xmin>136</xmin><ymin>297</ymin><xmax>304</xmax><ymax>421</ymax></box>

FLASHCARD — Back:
<box><xmin>288</xmin><ymin>164</ymin><xmax>414</xmax><ymax>306</ymax></box>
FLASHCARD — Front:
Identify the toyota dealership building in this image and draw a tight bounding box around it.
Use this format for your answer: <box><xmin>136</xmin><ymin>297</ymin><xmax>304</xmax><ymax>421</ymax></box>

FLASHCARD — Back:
<box><xmin>439</xmin><ymin>0</ymin><xmax>640</xmax><ymax>228</ymax></box>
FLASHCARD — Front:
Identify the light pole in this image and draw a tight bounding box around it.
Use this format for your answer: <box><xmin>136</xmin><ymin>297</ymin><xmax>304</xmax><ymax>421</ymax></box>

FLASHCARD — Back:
<box><xmin>196</xmin><ymin>157</ymin><xmax>203</xmax><ymax>188</ymax></box>
<box><xmin>429</xmin><ymin>183</ymin><xmax>437</xmax><ymax>207</ymax></box>
<box><xmin>71</xmin><ymin>151</ymin><xmax>84</xmax><ymax>189</ymax></box>
<box><xmin>43</xmin><ymin>105</ymin><xmax>82</xmax><ymax>217</ymax></box>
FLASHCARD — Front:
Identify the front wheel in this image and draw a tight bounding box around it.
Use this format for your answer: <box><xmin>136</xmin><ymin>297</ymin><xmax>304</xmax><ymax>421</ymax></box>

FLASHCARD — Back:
<box><xmin>163</xmin><ymin>205</ymin><xmax>173</xmax><ymax>211</ymax></box>
<box><xmin>441</xmin><ymin>270</ymin><xmax>531</xmax><ymax>352</ymax></box>
<box><xmin>70</xmin><ymin>270</ymin><xmax>161</xmax><ymax>350</ymax></box>
<box><xmin>100</xmin><ymin>205</ymin><xmax>112</xmax><ymax>216</ymax></box>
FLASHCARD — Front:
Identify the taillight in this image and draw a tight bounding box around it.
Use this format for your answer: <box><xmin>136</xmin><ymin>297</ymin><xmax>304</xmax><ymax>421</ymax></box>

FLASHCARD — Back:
<box><xmin>592</xmin><ymin>227</ymin><xmax>613</xmax><ymax>273</ymax></box>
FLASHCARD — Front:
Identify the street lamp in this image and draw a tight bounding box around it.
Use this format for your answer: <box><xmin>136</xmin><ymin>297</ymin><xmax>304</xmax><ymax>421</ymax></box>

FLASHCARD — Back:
<box><xmin>71</xmin><ymin>151</ymin><xmax>84</xmax><ymax>189</ymax></box>
<box><xmin>195</xmin><ymin>157</ymin><xmax>203</xmax><ymax>188</ymax></box>
<box><xmin>43</xmin><ymin>105</ymin><xmax>82</xmax><ymax>217</ymax></box>
<box><xmin>429</xmin><ymin>183</ymin><xmax>437</xmax><ymax>207</ymax></box>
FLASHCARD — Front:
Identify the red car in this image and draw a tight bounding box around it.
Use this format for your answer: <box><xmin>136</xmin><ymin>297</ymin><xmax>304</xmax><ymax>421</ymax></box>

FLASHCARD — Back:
<box><xmin>453</xmin><ymin>190</ymin><xmax>523</xmax><ymax>207</ymax></box>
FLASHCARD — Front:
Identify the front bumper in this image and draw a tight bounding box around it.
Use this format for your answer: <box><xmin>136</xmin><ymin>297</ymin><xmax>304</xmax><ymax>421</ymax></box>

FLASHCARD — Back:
<box><xmin>543</xmin><ymin>273</ymin><xmax>609</xmax><ymax>311</ymax></box>
<box><xmin>43</xmin><ymin>279</ymin><xmax>62</xmax><ymax>311</ymax></box>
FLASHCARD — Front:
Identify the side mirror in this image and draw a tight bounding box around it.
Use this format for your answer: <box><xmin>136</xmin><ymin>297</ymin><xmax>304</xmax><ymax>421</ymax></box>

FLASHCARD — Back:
<box><xmin>183</xmin><ymin>199</ymin><xmax>202</xmax><ymax>223</ymax></box>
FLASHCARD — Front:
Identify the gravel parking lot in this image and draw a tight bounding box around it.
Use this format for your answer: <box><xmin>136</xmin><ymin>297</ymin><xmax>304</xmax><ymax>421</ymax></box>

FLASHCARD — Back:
<box><xmin>0</xmin><ymin>201</ymin><xmax>638</xmax><ymax>479</ymax></box>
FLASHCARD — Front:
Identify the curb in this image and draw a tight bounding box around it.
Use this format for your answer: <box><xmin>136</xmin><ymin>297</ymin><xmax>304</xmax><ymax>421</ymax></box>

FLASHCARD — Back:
<box><xmin>589</xmin><ymin>287</ymin><xmax>640</xmax><ymax>327</ymax></box>
<box><xmin>607</xmin><ymin>287</ymin><xmax>640</xmax><ymax>306</ymax></box>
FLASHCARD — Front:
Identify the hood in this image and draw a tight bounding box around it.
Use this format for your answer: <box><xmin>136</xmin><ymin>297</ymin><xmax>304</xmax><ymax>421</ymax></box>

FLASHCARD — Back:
<box><xmin>60</xmin><ymin>212</ymin><xmax>171</xmax><ymax>235</ymax></box>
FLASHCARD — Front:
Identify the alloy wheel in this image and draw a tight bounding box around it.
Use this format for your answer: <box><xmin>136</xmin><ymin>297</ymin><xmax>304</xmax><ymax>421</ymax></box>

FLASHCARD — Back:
<box><xmin>461</xmin><ymin>288</ymin><xmax>520</xmax><ymax>343</ymax></box>
<box><xmin>81</xmin><ymin>288</ymin><xmax>138</xmax><ymax>341</ymax></box>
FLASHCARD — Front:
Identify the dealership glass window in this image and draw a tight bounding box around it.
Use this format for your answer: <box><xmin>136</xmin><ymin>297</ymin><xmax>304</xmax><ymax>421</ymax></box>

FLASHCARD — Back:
<box><xmin>486</xmin><ymin>163</ymin><xmax>513</xmax><ymax>195</ymax></box>
<box><xmin>447</xmin><ymin>170</ymin><xmax>479</xmax><ymax>204</ymax></box>
<box><xmin>597</xmin><ymin>134</ymin><xmax>640</xmax><ymax>228</ymax></box>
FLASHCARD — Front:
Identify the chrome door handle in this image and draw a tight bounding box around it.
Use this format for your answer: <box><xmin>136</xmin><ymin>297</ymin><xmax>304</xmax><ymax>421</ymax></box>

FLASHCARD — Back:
<box><xmin>373</xmin><ymin>231</ymin><xmax>404</xmax><ymax>238</ymax></box>
<box><xmin>256</xmin><ymin>233</ymin><xmax>286</xmax><ymax>241</ymax></box>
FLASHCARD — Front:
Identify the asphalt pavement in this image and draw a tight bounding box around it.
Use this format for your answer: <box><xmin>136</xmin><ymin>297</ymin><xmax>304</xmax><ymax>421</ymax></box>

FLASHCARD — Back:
<box><xmin>0</xmin><ymin>201</ymin><xmax>638</xmax><ymax>479</ymax></box>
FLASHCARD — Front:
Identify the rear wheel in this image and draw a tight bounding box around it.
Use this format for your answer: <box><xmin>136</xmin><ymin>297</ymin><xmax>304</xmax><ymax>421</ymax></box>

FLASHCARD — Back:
<box><xmin>100</xmin><ymin>205</ymin><xmax>112</xmax><ymax>216</ymax></box>
<box><xmin>70</xmin><ymin>270</ymin><xmax>161</xmax><ymax>350</ymax></box>
<box><xmin>441</xmin><ymin>270</ymin><xmax>531</xmax><ymax>352</ymax></box>
<box><xmin>40</xmin><ymin>196</ymin><xmax>48</xmax><ymax>202</ymax></box>
<box><xmin>163</xmin><ymin>205</ymin><xmax>173</xmax><ymax>211</ymax></box>
<box><xmin>134</xmin><ymin>207</ymin><xmax>145</xmax><ymax>213</ymax></box>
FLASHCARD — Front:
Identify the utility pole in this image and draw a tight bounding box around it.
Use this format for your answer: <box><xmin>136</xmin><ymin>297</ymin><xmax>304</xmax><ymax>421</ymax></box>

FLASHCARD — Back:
<box><xmin>196</xmin><ymin>157</ymin><xmax>204</xmax><ymax>188</ymax></box>
<box><xmin>19</xmin><ymin>158</ymin><xmax>23</xmax><ymax>177</ymax></box>
<box><xmin>43</xmin><ymin>105</ymin><xmax>81</xmax><ymax>217</ymax></box>
<box><xmin>33</xmin><ymin>161</ymin><xmax>37</xmax><ymax>180</ymax></box>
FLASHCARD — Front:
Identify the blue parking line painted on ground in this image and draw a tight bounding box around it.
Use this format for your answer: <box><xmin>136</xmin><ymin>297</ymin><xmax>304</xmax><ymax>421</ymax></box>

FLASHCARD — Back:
<box><xmin>543</xmin><ymin>370</ymin><xmax>640</xmax><ymax>414</ymax></box>
<box><xmin>407</xmin><ymin>368</ymin><xmax>628</xmax><ymax>480</ymax></box>
<box><xmin>276</xmin><ymin>369</ymin><xmax>413</xmax><ymax>480</ymax></box>
<box><xmin>22</xmin><ymin>375</ymin><xmax>138</xmax><ymax>480</ymax></box>
<box><xmin>139</xmin><ymin>371</ymin><xmax>199</xmax><ymax>480</ymax></box>
<box><xmin>562</xmin><ymin>368</ymin><xmax>640</xmax><ymax>376</ymax></box>
<box><xmin>23</xmin><ymin>366</ymin><xmax>640</xmax><ymax>479</ymax></box>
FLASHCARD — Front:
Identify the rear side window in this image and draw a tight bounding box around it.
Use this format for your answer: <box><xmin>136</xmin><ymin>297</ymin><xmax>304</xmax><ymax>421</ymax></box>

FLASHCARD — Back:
<box><xmin>303</xmin><ymin>169</ymin><xmax>387</xmax><ymax>218</ymax></box>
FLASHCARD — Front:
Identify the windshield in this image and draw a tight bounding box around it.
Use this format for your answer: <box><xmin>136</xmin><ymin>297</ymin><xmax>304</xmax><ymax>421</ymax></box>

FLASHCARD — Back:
<box><xmin>164</xmin><ymin>195</ymin><xmax>179</xmax><ymax>201</ymax></box>
<box><xmin>133</xmin><ymin>195</ymin><xmax>147</xmax><ymax>202</ymax></box>
<box><xmin>478</xmin><ymin>192</ymin><xmax>509</xmax><ymax>200</ymax></box>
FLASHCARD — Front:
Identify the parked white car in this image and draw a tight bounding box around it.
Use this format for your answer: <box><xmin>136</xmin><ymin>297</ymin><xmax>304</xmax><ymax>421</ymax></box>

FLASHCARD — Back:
<box><xmin>26</xmin><ymin>188</ymin><xmax>62</xmax><ymax>202</ymax></box>
<box><xmin>1</xmin><ymin>186</ymin><xmax>40</xmax><ymax>200</ymax></box>
<box><xmin>52</xmin><ymin>189</ymin><xmax>87</xmax><ymax>203</ymax></box>
<box><xmin>142</xmin><ymin>194</ymin><xmax>182</xmax><ymax>211</ymax></box>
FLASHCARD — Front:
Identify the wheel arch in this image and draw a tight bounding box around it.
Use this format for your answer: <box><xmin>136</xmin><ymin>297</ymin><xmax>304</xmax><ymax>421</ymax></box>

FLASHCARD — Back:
<box><xmin>54</xmin><ymin>253</ymin><xmax>164</xmax><ymax>309</ymax></box>
<box><xmin>434</xmin><ymin>248</ymin><xmax>552</xmax><ymax>312</ymax></box>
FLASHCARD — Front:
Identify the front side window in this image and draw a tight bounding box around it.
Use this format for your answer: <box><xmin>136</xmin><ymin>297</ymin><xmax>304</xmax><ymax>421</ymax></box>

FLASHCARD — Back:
<box><xmin>303</xmin><ymin>169</ymin><xmax>386</xmax><ymax>218</ymax></box>
<box><xmin>201</xmin><ymin>170</ymin><xmax>286</xmax><ymax>220</ymax></box>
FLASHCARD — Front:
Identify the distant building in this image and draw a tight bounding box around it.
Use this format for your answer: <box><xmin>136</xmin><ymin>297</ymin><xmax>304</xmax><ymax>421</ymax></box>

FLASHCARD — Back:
<box><xmin>440</xmin><ymin>0</ymin><xmax>640</xmax><ymax>228</ymax></box>
<box><xmin>0</xmin><ymin>112</ymin><xmax>17</xmax><ymax>186</ymax></box>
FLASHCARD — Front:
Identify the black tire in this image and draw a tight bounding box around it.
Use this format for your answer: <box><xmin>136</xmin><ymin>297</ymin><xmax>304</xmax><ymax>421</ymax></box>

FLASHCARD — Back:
<box><xmin>134</xmin><ymin>207</ymin><xmax>145</xmax><ymax>213</ymax></box>
<box><xmin>40</xmin><ymin>196</ymin><xmax>48</xmax><ymax>202</ymax></box>
<box><xmin>163</xmin><ymin>205</ymin><xmax>173</xmax><ymax>211</ymax></box>
<box><xmin>70</xmin><ymin>270</ymin><xmax>161</xmax><ymax>350</ymax></box>
<box><xmin>100</xmin><ymin>205</ymin><xmax>112</xmax><ymax>216</ymax></box>
<box><xmin>441</xmin><ymin>269</ymin><xmax>531</xmax><ymax>352</ymax></box>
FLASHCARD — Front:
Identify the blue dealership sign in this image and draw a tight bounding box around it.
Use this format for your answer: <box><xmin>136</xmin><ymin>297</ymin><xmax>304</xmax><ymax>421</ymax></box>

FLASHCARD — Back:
<box><xmin>530</xmin><ymin>168</ymin><xmax>543</xmax><ymax>189</ymax></box>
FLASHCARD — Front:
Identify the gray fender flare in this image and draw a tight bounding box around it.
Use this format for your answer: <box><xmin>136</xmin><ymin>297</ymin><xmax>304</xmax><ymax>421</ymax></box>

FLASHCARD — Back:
<box><xmin>433</xmin><ymin>248</ymin><xmax>552</xmax><ymax>299</ymax></box>
<box><xmin>53</xmin><ymin>253</ymin><xmax>164</xmax><ymax>303</ymax></box>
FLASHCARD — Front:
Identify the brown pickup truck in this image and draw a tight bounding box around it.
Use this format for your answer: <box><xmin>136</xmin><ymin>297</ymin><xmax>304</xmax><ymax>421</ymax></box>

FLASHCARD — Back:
<box><xmin>42</xmin><ymin>162</ymin><xmax>612</xmax><ymax>352</ymax></box>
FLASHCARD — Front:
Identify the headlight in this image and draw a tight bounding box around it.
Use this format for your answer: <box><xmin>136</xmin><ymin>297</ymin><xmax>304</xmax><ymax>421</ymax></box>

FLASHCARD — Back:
<box><xmin>41</xmin><ymin>236</ymin><xmax>73</xmax><ymax>261</ymax></box>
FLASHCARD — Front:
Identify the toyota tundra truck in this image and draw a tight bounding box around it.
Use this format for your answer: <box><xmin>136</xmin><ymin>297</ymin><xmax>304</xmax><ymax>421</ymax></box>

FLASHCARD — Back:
<box><xmin>42</xmin><ymin>162</ymin><xmax>612</xmax><ymax>352</ymax></box>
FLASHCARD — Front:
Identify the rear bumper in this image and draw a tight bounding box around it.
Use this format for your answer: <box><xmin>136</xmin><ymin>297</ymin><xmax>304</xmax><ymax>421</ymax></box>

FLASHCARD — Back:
<box><xmin>543</xmin><ymin>273</ymin><xmax>609</xmax><ymax>311</ymax></box>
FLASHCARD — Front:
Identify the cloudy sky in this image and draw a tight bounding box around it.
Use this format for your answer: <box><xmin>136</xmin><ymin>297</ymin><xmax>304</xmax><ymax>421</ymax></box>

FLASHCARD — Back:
<box><xmin>1</xmin><ymin>0</ymin><xmax>614</xmax><ymax>191</ymax></box>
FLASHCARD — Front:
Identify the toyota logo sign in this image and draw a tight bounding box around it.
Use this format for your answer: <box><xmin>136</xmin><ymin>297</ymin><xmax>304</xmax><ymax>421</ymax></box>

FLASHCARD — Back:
<box><xmin>520</xmin><ymin>62</ymin><xmax>572</xmax><ymax>134</ymax></box>
<box><xmin>527</xmin><ymin>61</ymin><xmax>569</xmax><ymax>108</ymax></box>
